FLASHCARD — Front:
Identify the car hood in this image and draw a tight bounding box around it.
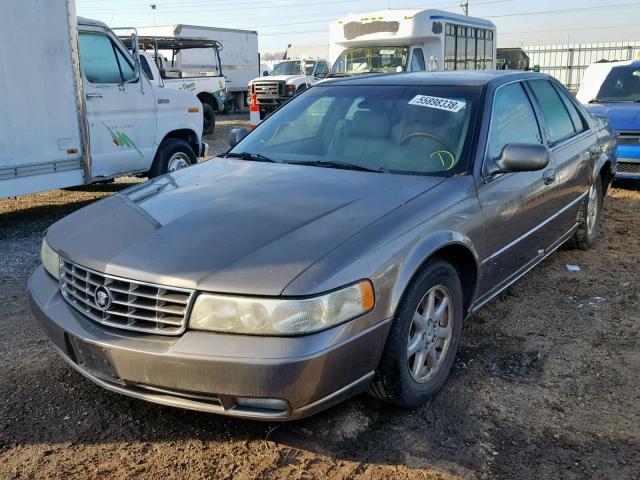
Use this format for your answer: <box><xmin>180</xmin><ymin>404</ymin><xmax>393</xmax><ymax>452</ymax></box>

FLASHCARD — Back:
<box><xmin>585</xmin><ymin>103</ymin><xmax>640</xmax><ymax>131</ymax></box>
<box><xmin>47</xmin><ymin>158</ymin><xmax>445</xmax><ymax>296</ymax></box>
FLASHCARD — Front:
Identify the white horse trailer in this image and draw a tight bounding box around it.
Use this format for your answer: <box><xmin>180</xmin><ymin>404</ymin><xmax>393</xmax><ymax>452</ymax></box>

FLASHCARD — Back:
<box><xmin>329</xmin><ymin>9</ymin><xmax>496</xmax><ymax>75</ymax></box>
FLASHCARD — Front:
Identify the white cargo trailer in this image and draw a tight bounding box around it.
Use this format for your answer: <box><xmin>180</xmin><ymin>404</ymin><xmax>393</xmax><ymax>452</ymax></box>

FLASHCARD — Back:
<box><xmin>137</xmin><ymin>25</ymin><xmax>259</xmax><ymax>112</ymax></box>
<box><xmin>0</xmin><ymin>1</ymin><xmax>207</xmax><ymax>200</ymax></box>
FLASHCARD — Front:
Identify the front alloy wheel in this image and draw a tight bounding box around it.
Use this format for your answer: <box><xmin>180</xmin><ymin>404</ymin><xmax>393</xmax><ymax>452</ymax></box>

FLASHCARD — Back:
<box><xmin>407</xmin><ymin>286</ymin><xmax>454</xmax><ymax>383</ymax></box>
<box><xmin>368</xmin><ymin>259</ymin><xmax>464</xmax><ymax>407</ymax></box>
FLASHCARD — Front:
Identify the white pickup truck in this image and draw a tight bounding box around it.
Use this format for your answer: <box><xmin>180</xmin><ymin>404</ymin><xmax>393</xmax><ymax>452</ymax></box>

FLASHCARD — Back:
<box><xmin>124</xmin><ymin>36</ymin><xmax>227</xmax><ymax>134</ymax></box>
<box><xmin>248</xmin><ymin>59</ymin><xmax>330</xmax><ymax>117</ymax></box>
<box><xmin>0</xmin><ymin>2</ymin><xmax>206</xmax><ymax>200</ymax></box>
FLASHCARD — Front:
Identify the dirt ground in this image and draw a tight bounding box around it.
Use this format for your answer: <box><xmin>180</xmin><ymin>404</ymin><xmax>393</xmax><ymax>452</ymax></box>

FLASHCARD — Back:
<box><xmin>0</xmin><ymin>115</ymin><xmax>638</xmax><ymax>479</ymax></box>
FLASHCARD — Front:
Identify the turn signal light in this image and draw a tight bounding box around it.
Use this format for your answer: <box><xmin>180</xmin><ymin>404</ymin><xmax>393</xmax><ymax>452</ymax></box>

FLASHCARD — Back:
<box><xmin>188</xmin><ymin>107</ymin><xmax>200</xmax><ymax>113</ymax></box>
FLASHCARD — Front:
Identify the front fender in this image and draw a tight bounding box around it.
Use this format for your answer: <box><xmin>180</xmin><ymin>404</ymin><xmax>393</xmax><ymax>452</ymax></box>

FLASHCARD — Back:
<box><xmin>387</xmin><ymin>232</ymin><xmax>479</xmax><ymax>319</ymax></box>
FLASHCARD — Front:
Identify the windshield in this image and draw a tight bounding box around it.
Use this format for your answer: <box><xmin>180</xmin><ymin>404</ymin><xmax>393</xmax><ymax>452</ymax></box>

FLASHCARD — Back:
<box><xmin>272</xmin><ymin>60</ymin><xmax>316</xmax><ymax>76</ymax></box>
<box><xmin>595</xmin><ymin>64</ymin><xmax>640</xmax><ymax>102</ymax></box>
<box><xmin>229</xmin><ymin>85</ymin><xmax>479</xmax><ymax>176</ymax></box>
<box><xmin>331</xmin><ymin>46</ymin><xmax>409</xmax><ymax>75</ymax></box>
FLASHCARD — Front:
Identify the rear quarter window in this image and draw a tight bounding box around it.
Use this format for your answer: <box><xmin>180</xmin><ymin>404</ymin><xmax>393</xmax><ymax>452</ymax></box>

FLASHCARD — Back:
<box><xmin>528</xmin><ymin>79</ymin><xmax>577</xmax><ymax>144</ymax></box>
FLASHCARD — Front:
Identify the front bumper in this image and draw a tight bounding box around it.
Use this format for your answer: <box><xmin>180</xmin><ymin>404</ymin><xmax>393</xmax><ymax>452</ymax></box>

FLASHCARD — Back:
<box><xmin>255</xmin><ymin>96</ymin><xmax>292</xmax><ymax>109</ymax></box>
<box><xmin>28</xmin><ymin>266</ymin><xmax>390</xmax><ymax>420</ymax></box>
<box><xmin>198</xmin><ymin>142</ymin><xmax>209</xmax><ymax>158</ymax></box>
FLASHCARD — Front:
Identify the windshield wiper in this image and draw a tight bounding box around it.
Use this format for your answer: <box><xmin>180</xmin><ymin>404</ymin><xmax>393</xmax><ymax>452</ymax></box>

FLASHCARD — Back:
<box><xmin>225</xmin><ymin>152</ymin><xmax>277</xmax><ymax>163</ymax></box>
<box><xmin>285</xmin><ymin>160</ymin><xmax>383</xmax><ymax>173</ymax></box>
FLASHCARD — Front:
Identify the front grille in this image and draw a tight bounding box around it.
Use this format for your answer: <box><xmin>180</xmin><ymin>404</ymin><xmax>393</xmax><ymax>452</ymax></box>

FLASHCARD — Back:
<box><xmin>616</xmin><ymin>131</ymin><xmax>640</xmax><ymax>145</ymax></box>
<box><xmin>617</xmin><ymin>161</ymin><xmax>640</xmax><ymax>175</ymax></box>
<box><xmin>253</xmin><ymin>81</ymin><xmax>283</xmax><ymax>97</ymax></box>
<box><xmin>60</xmin><ymin>259</ymin><xmax>194</xmax><ymax>335</ymax></box>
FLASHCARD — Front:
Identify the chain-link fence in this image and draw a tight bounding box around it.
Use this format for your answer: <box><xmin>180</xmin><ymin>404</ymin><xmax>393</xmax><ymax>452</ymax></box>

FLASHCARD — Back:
<box><xmin>523</xmin><ymin>42</ymin><xmax>640</xmax><ymax>91</ymax></box>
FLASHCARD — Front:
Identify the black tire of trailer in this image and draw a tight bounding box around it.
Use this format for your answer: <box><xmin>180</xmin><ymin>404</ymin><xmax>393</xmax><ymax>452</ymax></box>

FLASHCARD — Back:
<box><xmin>149</xmin><ymin>138</ymin><xmax>195</xmax><ymax>178</ymax></box>
<box><xmin>202</xmin><ymin>103</ymin><xmax>215</xmax><ymax>135</ymax></box>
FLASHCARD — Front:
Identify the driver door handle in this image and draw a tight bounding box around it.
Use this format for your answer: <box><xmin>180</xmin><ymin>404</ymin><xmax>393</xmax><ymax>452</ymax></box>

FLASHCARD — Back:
<box><xmin>543</xmin><ymin>169</ymin><xmax>556</xmax><ymax>185</ymax></box>
<box><xmin>85</xmin><ymin>93</ymin><xmax>103</xmax><ymax>100</ymax></box>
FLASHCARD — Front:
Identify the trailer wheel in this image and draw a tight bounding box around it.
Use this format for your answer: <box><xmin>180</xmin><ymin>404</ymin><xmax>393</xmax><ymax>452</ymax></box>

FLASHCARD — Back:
<box><xmin>202</xmin><ymin>103</ymin><xmax>215</xmax><ymax>135</ymax></box>
<box><xmin>150</xmin><ymin>138</ymin><xmax>195</xmax><ymax>178</ymax></box>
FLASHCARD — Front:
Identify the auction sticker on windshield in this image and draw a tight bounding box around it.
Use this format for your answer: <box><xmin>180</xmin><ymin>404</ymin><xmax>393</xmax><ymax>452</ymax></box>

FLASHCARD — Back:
<box><xmin>408</xmin><ymin>95</ymin><xmax>466</xmax><ymax>112</ymax></box>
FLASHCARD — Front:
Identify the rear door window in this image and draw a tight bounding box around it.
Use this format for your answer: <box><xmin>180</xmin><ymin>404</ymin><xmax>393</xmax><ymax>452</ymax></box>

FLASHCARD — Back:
<box><xmin>528</xmin><ymin>80</ymin><xmax>577</xmax><ymax>144</ymax></box>
<box><xmin>487</xmin><ymin>82</ymin><xmax>542</xmax><ymax>160</ymax></box>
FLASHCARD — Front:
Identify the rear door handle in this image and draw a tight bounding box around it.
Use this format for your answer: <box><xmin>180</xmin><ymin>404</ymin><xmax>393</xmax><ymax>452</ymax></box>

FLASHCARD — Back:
<box><xmin>543</xmin><ymin>169</ymin><xmax>556</xmax><ymax>185</ymax></box>
<box><xmin>85</xmin><ymin>93</ymin><xmax>103</xmax><ymax>100</ymax></box>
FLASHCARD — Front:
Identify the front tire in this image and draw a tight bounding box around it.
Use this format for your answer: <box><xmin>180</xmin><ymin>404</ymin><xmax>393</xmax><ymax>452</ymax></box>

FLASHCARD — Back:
<box><xmin>569</xmin><ymin>177</ymin><xmax>602</xmax><ymax>250</ymax></box>
<box><xmin>202</xmin><ymin>103</ymin><xmax>215</xmax><ymax>135</ymax></box>
<box><xmin>149</xmin><ymin>138</ymin><xmax>195</xmax><ymax>178</ymax></box>
<box><xmin>368</xmin><ymin>259</ymin><xmax>464</xmax><ymax>407</ymax></box>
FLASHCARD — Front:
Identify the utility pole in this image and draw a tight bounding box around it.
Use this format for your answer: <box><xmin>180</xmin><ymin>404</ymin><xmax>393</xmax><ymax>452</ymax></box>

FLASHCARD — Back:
<box><xmin>461</xmin><ymin>1</ymin><xmax>469</xmax><ymax>15</ymax></box>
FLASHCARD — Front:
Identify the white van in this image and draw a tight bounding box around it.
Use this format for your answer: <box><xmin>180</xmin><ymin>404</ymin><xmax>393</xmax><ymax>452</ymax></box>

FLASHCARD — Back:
<box><xmin>0</xmin><ymin>1</ymin><xmax>206</xmax><ymax>199</ymax></box>
<box><xmin>329</xmin><ymin>9</ymin><xmax>496</xmax><ymax>76</ymax></box>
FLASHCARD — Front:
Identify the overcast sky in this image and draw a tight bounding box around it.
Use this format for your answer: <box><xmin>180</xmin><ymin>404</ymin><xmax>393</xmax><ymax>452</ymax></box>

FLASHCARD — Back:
<box><xmin>76</xmin><ymin>0</ymin><xmax>640</xmax><ymax>51</ymax></box>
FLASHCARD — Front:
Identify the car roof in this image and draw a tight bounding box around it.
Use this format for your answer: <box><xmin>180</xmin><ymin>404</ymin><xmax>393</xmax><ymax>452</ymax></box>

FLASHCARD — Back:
<box><xmin>323</xmin><ymin>70</ymin><xmax>553</xmax><ymax>88</ymax></box>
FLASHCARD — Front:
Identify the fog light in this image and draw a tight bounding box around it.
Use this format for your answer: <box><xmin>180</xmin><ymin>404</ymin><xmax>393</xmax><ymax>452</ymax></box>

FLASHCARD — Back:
<box><xmin>234</xmin><ymin>396</ymin><xmax>288</xmax><ymax>412</ymax></box>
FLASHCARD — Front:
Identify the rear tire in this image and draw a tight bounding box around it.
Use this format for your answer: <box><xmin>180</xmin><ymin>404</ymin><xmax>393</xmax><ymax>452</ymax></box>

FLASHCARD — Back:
<box><xmin>149</xmin><ymin>138</ymin><xmax>195</xmax><ymax>178</ymax></box>
<box><xmin>569</xmin><ymin>177</ymin><xmax>602</xmax><ymax>250</ymax></box>
<box><xmin>202</xmin><ymin>103</ymin><xmax>215</xmax><ymax>135</ymax></box>
<box><xmin>368</xmin><ymin>259</ymin><xmax>464</xmax><ymax>407</ymax></box>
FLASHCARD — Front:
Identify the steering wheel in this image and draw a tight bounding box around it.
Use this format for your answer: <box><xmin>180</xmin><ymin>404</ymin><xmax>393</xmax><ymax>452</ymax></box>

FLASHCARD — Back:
<box><xmin>400</xmin><ymin>131</ymin><xmax>453</xmax><ymax>152</ymax></box>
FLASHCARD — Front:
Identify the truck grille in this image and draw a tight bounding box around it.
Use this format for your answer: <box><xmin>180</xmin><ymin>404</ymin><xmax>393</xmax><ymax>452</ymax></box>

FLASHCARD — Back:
<box><xmin>616</xmin><ymin>131</ymin><xmax>640</xmax><ymax>145</ymax></box>
<box><xmin>617</xmin><ymin>161</ymin><xmax>640</xmax><ymax>175</ymax></box>
<box><xmin>253</xmin><ymin>81</ymin><xmax>283</xmax><ymax>96</ymax></box>
<box><xmin>60</xmin><ymin>259</ymin><xmax>194</xmax><ymax>335</ymax></box>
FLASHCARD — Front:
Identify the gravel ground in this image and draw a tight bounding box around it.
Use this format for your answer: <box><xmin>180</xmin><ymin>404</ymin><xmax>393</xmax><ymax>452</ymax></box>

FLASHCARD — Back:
<box><xmin>1</xmin><ymin>115</ymin><xmax>639</xmax><ymax>479</ymax></box>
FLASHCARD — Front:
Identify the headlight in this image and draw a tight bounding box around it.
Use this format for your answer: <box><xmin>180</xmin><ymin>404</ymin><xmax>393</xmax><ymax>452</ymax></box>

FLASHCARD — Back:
<box><xmin>189</xmin><ymin>280</ymin><xmax>374</xmax><ymax>335</ymax></box>
<box><xmin>286</xmin><ymin>84</ymin><xmax>296</xmax><ymax>96</ymax></box>
<box><xmin>41</xmin><ymin>237</ymin><xmax>60</xmax><ymax>280</ymax></box>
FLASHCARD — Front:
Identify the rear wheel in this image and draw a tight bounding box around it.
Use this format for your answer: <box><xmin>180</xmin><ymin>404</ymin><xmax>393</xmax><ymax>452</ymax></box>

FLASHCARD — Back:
<box><xmin>149</xmin><ymin>138</ymin><xmax>195</xmax><ymax>178</ymax></box>
<box><xmin>368</xmin><ymin>259</ymin><xmax>464</xmax><ymax>407</ymax></box>
<box><xmin>202</xmin><ymin>103</ymin><xmax>215</xmax><ymax>135</ymax></box>
<box><xmin>569</xmin><ymin>177</ymin><xmax>602</xmax><ymax>250</ymax></box>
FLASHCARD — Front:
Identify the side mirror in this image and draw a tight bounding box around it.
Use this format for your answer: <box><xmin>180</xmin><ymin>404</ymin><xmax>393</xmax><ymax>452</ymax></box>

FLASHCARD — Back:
<box><xmin>228</xmin><ymin>127</ymin><xmax>250</xmax><ymax>148</ymax></box>
<box><xmin>130</xmin><ymin>33</ymin><xmax>140</xmax><ymax>60</ymax></box>
<box><xmin>263</xmin><ymin>71</ymin><xmax>270</xmax><ymax>76</ymax></box>
<box><xmin>316</xmin><ymin>71</ymin><xmax>327</xmax><ymax>79</ymax></box>
<box><xmin>493</xmin><ymin>143</ymin><xmax>550</xmax><ymax>174</ymax></box>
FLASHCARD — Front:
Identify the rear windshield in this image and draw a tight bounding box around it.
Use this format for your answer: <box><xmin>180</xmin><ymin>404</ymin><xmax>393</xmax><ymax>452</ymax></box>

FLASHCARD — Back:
<box><xmin>596</xmin><ymin>64</ymin><xmax>640</xmax><ymax>102</ymax></box>
<box><xmin>230</xmin><ymin>84</ymin><xmax>480</xmax><ymax>176</ymax></box>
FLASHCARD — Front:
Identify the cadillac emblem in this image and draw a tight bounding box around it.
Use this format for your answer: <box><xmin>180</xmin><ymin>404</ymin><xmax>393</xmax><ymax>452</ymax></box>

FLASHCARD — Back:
<box><xmin>94</xmin><ymin>286</ymin><xmax>113</xmax><ymax>311</ymax></box>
